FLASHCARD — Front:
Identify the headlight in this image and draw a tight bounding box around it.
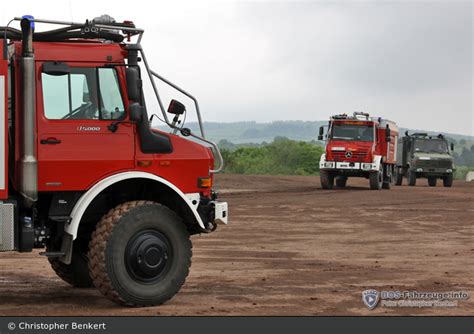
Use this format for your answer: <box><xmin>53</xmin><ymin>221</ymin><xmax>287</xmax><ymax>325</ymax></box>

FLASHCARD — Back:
<box><xmin>416</xmin><ymin>168</ymin><xmax>423</xmax><ymax>172</ymax></box>
<box><xmin>362</xmin><ymin>163</ymin><xmax>372</xmax><ymax>170</ymax></box>
<box><xmin>324</xmin><ymin>162</ymin><xmax>335</xmax><ymax>168</ymax></box>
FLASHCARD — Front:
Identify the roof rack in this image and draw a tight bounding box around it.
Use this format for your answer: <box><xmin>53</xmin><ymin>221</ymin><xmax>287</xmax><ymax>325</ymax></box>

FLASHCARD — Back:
<box><xmin>411</xmin><ymin>133</ymin><xmax>429</xmax><ymax>137</ymax></box>
<box><xmin>331</xmin><ymin>112</ymin><xmax>371</xmax><ymax>121</ymax></box>
<box><xmin>331</xmin><ymin>113</ymin><xmax>348</xmax><ymax>119</ymax></box>
<box><xmin>1</xmin><ymin>15</ymin><xmax>143</xmax><ymax>44</ymax></box>
<box><xmin>353</xmin><ymin>111</ymin><xmax>370</xmax><ymax>120</ymax></box>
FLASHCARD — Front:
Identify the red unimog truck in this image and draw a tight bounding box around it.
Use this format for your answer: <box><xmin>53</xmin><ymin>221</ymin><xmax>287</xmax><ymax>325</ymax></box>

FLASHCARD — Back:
<box><xmin>318</xmin><ymin>112</ymin><xmax>399</xmax><ymax>190</ymax></box>
<box><xmin>0</xmin><ymin>15</ymin><xmax>228</xmax><ymax>306</ymax></box>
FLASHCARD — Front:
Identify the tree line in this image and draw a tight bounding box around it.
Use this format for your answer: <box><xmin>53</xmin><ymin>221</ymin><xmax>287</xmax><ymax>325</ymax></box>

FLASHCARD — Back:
<box><xmin>219</xmin><ymin>138</ymin><xmax>473</xmax><ymax>179</ymax></box>
<box><xmin>220</xmin><ymin>137</ymin><xmax>323</xmax><ymax>176</ymax></box>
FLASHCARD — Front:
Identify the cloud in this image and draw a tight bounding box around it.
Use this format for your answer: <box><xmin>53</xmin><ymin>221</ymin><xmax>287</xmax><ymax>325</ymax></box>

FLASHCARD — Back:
<box><xmin>2</xmin><ymin>0</ymin><xmax>472</xmax><ymax>135</ymax></box>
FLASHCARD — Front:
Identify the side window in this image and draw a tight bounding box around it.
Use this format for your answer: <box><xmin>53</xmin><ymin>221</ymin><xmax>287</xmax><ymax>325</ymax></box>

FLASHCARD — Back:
<box><xmin>42</xmin><ymin>74</ymin><xmax>70</xmax><ymax>119</ymax></box>
<box><xmin>98</xmin><ymin>68</ymin><xmax>125</xmax><ymax>120</ymax></box>
<box><xmin>42</xmin><ymin>67</ymin><xmax>124</xmax><ymax>120</ymax></box>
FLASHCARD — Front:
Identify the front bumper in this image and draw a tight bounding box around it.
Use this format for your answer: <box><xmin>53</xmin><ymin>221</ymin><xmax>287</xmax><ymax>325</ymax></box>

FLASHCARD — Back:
<box><xmin>320</xmin><ymin>161</ymin><xmax>378</xmax><ymax>171</ymax></box>
<box><xmin>212</xmin><ymin>201</ymin><xmax>228</xmax><ymax>225</ymax></box>
<box><xmin>411</xmin><ymin>167</ymin><xmax>454</xmax><ymax>177</ymax></box>
<box><xmin>319</xmin><ymin>154</ymin><xmax>380</xmax><ymax>172</ymax></box>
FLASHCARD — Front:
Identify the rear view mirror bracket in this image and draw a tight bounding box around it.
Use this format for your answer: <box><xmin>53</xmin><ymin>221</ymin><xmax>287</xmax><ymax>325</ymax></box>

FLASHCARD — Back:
<box><xmin>42</xmin><ymin>61</ymin><xmax>70</xmax><ymax>76</ymax></box>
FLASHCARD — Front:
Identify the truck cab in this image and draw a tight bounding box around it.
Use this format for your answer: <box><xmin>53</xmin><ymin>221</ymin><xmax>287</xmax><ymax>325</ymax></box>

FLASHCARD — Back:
<box><xmin>318</xmin><ymin>112</ymin><xmax>399</xmax><ymax>190</ymax></box>
<box><xmin>395</xmin><ymin>133</ymin><xmax>455</xmax><ymax>187</ymax></box>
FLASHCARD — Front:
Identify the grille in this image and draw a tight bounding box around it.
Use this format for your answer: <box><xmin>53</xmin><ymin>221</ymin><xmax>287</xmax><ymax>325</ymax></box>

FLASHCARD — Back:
<box><xmin>0</xmin><ymin>203</ymin><xmax>15</xmax><ymax>251</ymax></box>
<box><xmin>331</xmin><ymin>151</ymin><xmax>368</xmax><ymax>161</ymax></box>
<box><xmin>417</xmin><ymin>160</ymin><xmax>452</xmax><ymax>169</ymax></box>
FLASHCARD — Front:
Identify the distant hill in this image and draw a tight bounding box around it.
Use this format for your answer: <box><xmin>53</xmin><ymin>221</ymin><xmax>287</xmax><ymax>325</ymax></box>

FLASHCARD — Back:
<box><xmin>160</xmin><ymin>120</ymin><xmax>473</xmax><ymax>144</ymax></box>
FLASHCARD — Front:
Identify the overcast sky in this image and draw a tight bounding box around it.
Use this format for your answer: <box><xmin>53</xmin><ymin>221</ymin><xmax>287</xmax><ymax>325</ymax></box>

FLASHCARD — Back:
<box><xmin>2</xmin><ymin>0</ymin><xmax>473</xmax><ymax>135</ymax></box>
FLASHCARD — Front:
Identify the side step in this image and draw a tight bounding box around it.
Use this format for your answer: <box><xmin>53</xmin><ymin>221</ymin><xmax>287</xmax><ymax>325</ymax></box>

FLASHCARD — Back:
<box><xmin>39</xmin><ymin>251</ymin><xmax>66</xmax><ymax>258</ymax></box>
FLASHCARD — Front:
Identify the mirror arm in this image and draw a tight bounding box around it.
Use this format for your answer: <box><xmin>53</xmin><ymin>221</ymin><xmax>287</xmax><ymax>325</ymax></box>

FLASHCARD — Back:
<box><xmin>137</xmin><ymin>46</ymin><xmax>225</xmax><ymax>172</ymax></box>
<box><xmin>149</xmin><ymin>113</ymin><xmax>160</xmax><ymax>123</ymax></box>
<box><xmin>149</xmin><ymin>69</ymin><xmax>205</xmax><ymax>138</ymax></box>
<box><xmin>171</xmin><ymin>114</ymin><xmax>181</xmax><ymax>135</ymax></box>
<box><xmin>107</xmin><ymin>120</ymin><xmax>136</xmax><ymax>133</ymax></box>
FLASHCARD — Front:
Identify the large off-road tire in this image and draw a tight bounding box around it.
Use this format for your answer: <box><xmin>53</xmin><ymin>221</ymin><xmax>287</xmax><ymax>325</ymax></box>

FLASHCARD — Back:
<box><xmin>48</xmin><ymin>238</ymin><xmax>93</xmax><ymax>288</ymax></box>
<box><xmin>408</xmin><ymin>169</ymin><xmax>417</xmax><ymax>186</ymax></box>
<box><xmin>88</xmin><ymin>201</ymin><xmax>192</xmax><ymax>307</ymax></box>
<box><xmin>369</xmin><ymin>165</ymin><xmax>383</xmax><ymax>190</ymax></box>
<box><xmin>382</xmin><ymin>165</ymin><xmax>394</xmax><ymax>189</ymax></box>
<box><xmin>335</xmin><ymin>177</ymin><xmax>347</xmax><ymax>188</ymax></box>
<box><xmin>320</xmin><ymin>170</ymin><xmax>334</xmax><ymax>189</ymax></box>
<box><xmin>428</xmin><ymin>177</ymin><xmax>437</xmax><ymax>187</ymax></box>
<box><xmin>395</xmin><ymin>167</ymin><xmax>403</xmax><ymax>186</ymax></box>
<box><xmin>443</xmin><ymin>174</ymin><xmax>453</xmax><ymax>188</ymax></box>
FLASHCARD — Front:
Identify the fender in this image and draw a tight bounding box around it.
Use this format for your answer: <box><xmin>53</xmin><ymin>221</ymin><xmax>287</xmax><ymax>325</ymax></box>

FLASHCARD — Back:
<box><xmin>319</xmin><ymin>153</ymin><xmax>326</xmax><ymax>166</ymax></box>
<box><xmin>64</xmin><ymin>171</ymin><xmax>206</xmax><ymax>240</ymax></box>
<box><xmin>372</xmin><ymin>155</ymin><xmax>382</xmax><ymax>170</ymax></box>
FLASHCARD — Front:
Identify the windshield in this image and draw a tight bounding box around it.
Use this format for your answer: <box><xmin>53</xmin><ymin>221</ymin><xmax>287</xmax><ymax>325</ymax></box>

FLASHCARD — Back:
<box><xmin>414</xmin><ymin>139</ymin><xmax>449</xmax><ymax>153</ymax></box>
<box><xmin>330</xmin><ymin>123</ymin><xmax>374</xmax><ymax>142</ymax></box>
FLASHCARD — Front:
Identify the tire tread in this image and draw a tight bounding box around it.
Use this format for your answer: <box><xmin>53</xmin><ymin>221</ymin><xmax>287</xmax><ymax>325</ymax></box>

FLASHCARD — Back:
<box><xmin>88</xmin><ymin>201</ymin><xmax>192</xmax><ymax>307</ymax></box>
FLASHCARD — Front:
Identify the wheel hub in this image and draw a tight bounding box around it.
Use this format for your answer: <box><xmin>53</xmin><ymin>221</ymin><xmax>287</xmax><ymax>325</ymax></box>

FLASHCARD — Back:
<box><xmin>125</xmin><ymin>230</ymin><xmax>172</xmax><ymax>283</ymax></box>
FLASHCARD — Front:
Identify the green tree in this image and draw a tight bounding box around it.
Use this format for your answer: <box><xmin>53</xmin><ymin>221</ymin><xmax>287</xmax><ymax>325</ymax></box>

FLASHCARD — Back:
<box><xmin>222</xmin><ymin>138</ymin><xmax>324</xmax><ymax>175</ymax></box>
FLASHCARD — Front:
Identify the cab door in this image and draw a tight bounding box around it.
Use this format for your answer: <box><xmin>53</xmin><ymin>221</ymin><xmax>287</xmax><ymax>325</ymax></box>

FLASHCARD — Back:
<box><xmin>37</xmin><ymin>63</ymin><xmax>135</xmax><ymax>191</ymax></box>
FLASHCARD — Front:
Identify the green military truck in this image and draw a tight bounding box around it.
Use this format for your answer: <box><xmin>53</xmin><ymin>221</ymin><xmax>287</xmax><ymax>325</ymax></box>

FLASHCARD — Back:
<box><xmin>395</xmin><ymin>133</ymin><xmax>455</xmax><ymax>187</ymax></box>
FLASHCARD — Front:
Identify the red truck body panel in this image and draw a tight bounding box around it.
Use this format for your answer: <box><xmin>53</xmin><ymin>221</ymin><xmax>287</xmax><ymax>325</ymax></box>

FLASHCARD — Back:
<box><xmin>376</xmin><ymin>127</ymin><xmax>397</xmax><ymax>164</ymax></box>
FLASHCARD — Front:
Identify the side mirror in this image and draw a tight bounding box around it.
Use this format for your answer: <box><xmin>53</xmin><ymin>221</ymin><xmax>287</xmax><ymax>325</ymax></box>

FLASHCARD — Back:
<box><xmin>385</xmin><ymin>125</ymin><xmax>391</xmax><ymax>142</ymax></box>
<box><xmin>129</xmin><ymin>102</ymin><xmax>143</xmax><ymax>122</ymax></box>
<box><xmin>318</xmin><ymin>126</ymin><xmax>324</xmax><ymax>141</ymax></box>
<box><xmin>451</xmin><ymin>143</ymin><xmax>454</xmax><ymax>151</ymax></box>
<box><xmin>167</xmin><ymin>99</ymin><xmax>186</xmax><ymax>115</ymax></box>
<box><xmin>126</xmin><ymin>67</ymin><xmax>142</xmax><ymax>102</ymax></box>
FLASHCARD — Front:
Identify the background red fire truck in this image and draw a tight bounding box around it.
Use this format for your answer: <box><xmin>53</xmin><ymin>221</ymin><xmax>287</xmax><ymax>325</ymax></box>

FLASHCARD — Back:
<box><xmin>318</xmin><ymin>112</ymin><xmax>399</xmax><ymax>190</ymax></box>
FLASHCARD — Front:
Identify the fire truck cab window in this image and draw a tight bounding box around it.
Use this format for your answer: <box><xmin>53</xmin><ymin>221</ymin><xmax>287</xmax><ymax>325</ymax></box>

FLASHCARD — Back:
<box><xmin>42</xmin><ymin>67</ymin><xmax>125</xmax><ymax>120</ymax></box>
<box><xmin>331</xmin><ymin>123</ymin><xmax>374</xmax><ymax>142</ymax></box>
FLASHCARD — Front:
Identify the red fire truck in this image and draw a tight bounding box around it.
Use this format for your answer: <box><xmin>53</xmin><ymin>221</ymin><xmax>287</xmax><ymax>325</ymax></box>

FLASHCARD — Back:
<box><xmin>0</xmin><ymin>15</ymin><xmax>227</xmax><ymax>306</ymax></box>
<box><xmin>318</xmin><ymin>112</ymin><xmax>399</xmax><ymax>190</ymax></box>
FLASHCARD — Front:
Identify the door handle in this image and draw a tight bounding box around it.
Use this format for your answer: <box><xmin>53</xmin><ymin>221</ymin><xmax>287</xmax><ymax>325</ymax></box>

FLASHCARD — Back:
<box><xmin>40</xmin><ymin>138</ymin><xmax>61</xmax><ymax>145</ymax></box>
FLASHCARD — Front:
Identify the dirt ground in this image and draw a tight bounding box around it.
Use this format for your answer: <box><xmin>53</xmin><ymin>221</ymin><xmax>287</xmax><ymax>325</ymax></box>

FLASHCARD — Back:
<box><xmin>0</xmin><ymin>174</ymin><xmax>472</xmax><ymax>316</ymax></box>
